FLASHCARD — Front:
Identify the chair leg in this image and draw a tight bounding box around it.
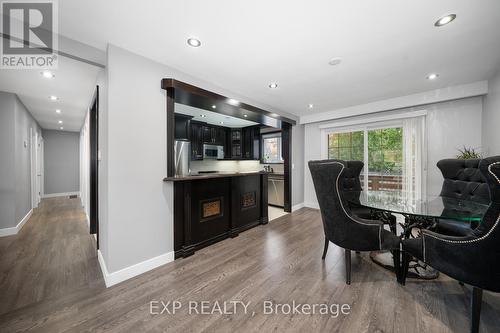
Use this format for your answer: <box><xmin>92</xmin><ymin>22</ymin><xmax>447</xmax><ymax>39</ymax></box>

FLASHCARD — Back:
<box><xmin>400</xmin><ymin>251</ymin><xmax>410</xmax><ymax>285</ymax></box>
<box><xmin>470</xmin><ymin>287</ymin><xmax>483</xmax><ymax>333</ymax></box>
<box><xmin>345</xmin><ymin>249</ymin><xmax>351</xmax><ymax>285</ymax></box>
<box><xmin>322</xmin><ymin>237</ymin><xmax>329</xmax><ymax>260</ymax></box>
<box><xmin>392</xmin><ymin>249</ymin><xmax>401</xmax><ymax>283</ymax></box>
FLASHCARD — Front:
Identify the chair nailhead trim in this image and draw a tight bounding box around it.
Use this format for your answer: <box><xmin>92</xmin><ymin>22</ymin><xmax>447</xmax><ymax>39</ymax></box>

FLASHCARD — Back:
<box><xmin>319</xmin><ymin>161</ymin><xmax>384</xmax><ymax>250</ymax></box>
<box><xmin>422</xmin><ymin>161</ymin><xmax>500</xmax><ymax>261</ymax></box>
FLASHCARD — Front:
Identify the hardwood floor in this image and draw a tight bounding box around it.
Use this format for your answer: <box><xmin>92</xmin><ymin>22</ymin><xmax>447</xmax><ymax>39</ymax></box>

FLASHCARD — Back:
<box><xmin>0</xmin><ymin>197</ymin><xmax>104</xmax><ymax>316</ymax></box>
<box><xmin>1</xmin><ymin>199</ymin><xmax>499</xmax><ymax>332</ymax></box>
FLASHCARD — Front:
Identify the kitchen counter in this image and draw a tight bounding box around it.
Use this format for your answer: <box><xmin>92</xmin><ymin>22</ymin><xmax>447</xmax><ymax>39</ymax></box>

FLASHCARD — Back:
<box><xmin>163</xmin><ymin>171</ymin><xmax>266</xmax><ymax>182</ymax></box>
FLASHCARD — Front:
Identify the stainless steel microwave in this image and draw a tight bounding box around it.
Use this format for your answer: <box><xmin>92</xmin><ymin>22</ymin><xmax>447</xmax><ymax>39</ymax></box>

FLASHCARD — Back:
<box><xmin>203</xmin><ymin>144</ymin><xmax>224</xmax><ymax>160</ymax></box>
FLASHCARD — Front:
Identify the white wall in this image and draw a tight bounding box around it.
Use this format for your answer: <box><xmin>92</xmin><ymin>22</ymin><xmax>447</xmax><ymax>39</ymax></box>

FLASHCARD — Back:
<box><xmin>291</xmin><ymin>124</ymin><xmax>305</xmax><ymax>207</ymax></box>
<box><xmin>0</xmin><ymin>92</ymin><xmax>42</xmax><ymax>231</ymax></box>
<box><xmin>482</xmin><ymin>68</ymin><xmax>500</xmax><ymax>156</ymax></box>
<box><xmin>43</xmin><ymin>130</ymin><xmax>80</xmax><ymax>195</ymax></box>
<box><xmin>100</xmin><ymin>44</ymin><xmax>300</xmax><ymax>281</ymax></box>
<box><xmin>304</xmin><ymin>97</ymin><xmax>483</xmax><ymax>208</ymax></box>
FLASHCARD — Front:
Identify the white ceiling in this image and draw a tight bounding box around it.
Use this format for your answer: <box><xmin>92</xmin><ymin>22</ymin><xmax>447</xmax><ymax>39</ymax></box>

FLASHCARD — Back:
<box><xmin>0</xmin><ymin>54</ymin><xmax>101</xmax><ymax>132</ymax></box>
<box><xmin>58</xmin><ymin>0</ymin><xmax>500</xmax><ymax>118</ymax></box>
<box><xmin>175</xmin><ymin>103</ymin><xmax>259</xmax><ymax>128</ymax></box>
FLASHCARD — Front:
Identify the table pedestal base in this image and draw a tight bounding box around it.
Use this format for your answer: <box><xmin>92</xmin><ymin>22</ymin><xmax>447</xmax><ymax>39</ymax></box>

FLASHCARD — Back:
<box><xmin>370</xmin><ymin>251</ymin><xmax>439</xmax><ymax>280</ymax></box>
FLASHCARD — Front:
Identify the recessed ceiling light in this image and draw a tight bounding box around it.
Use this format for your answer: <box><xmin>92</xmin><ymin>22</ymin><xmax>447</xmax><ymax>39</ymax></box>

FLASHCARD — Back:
<box><xmin>269</xmin><ymin>82</ymin><xmax>278</xmax><ymax>89</ymax></box>
<box><xmin>328</xmin><ymin>57</ymin><xmax>342</xmax><ymax>66</ymax></box>
<box><xmin>58</xmin><ymin>120</ymin><xmax>63</xmax><ymax>124</ymax></box>
<box><xmin>427</xmin><ymin>73</ymin><xmax>439</xmax><ymax>80</ymax></box>
<box><xmin>211</xmin><ymin>105</ymin><xmax>216</xmax><ymax>109</ymax></box>
<box><xmin>41</xmin><ymin>71</ymin><xmax>54</xmax><ymax>78</ymax></box>
<box><xmin>187</xmin><ymin>38</ymin><xmax>201</xmax><ymax>47</ymax></box>
<box><xmin>243</xmin><ymin>114</ymin><xmax>248</xmax><ymax>118</ymax></box>
<box><xmin>60</xmin><ymin>127</ymin><xmax>64</xmax><ymax>130</ymax></box>
<box><xmin>49</xmin><ymin>95</ymin><xmax>58</xmax><ymax>101</ymax></box>
<box><xmin>435</xmin><ymin>14</ymin><xmax>456</xmax><ymax>27</ymax></box>
<box><xmin>219</xmin><ymin>121</ymin><xmax>224</xmax><ymax>125</ymax></box>
<box><xmin>308</xmin><ymin>104</ymin><xmax>314</xmax><ymax>109</ymax></box>
<box><xmin>200</xmin><ymin>114</ymin><xmax>206</xmax><ymax>118</ymax></box>
<box><xmin>227</xmin><ymin>98</ymin><xmax>239</xmax><ymax>106</ymax></box>
<box><xmin>55</xmin><ymin>109</ymin><xmax>61</xmax><ymax>113</ymax></box>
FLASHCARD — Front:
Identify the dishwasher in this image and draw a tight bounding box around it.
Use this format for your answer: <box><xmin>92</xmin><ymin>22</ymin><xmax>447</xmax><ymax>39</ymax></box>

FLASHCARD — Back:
<box><xmin>268</xmin><ymin>174</ymin><xmax>284</xmax><ymax>207</ymax></box>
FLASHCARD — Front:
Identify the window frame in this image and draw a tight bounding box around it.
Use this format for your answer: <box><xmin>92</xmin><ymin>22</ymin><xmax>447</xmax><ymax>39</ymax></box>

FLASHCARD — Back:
<box><xmin>322</xmin><ymin>120</ymin><xmax>405</xmax><ymax>191</ymax></box>
<box><xmin>262</xmin><ymin>132</ymin><xmax>283</xmax><ymax>164</ymax></box>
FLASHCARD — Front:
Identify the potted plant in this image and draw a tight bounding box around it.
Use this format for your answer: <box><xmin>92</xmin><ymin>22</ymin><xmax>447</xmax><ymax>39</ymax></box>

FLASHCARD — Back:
<box><xmin>456</xmin><ymin>146</ymin><xmax>482</xmax><ymax>160</ymax></box>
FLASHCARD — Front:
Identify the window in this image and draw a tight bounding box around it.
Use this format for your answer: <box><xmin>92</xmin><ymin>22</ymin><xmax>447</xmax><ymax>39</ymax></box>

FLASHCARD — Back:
<box><xmin>328</xmin><ymin>131</ymin><xmax>364</xmax><ymax>161</ymax></box>
<box><xmin>326</xmin><ymin>126</ymin><xmax>405</xmax><ymax>191</ymax></box>
<box><xmin>262</xmin><ymin>133</ymin><xmax>283</xmax><ymax>163</ymax></box>
<box><xmin>322</xmin><ymin>114</ymin><xmax>426</xmax><ymax>199</ymax></box>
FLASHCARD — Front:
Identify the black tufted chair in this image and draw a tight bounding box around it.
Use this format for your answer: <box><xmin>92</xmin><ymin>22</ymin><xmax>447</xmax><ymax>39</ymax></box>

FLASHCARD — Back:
<box><xmin>436</xmin><ymin>159</ymin><xmax>490</xmax><ymax>236</ymax></box>
<box><xmin>339</xmin><ymin>160</ymin><xmax>398</xmax><ymax>235</ymax></box>
<box><xmin>402</xmin><ymin>156</ymin><xmax>500</xmax><ymax>333</ymax></box>
<box><xmin>309</xmin><ymin>160</ymin><xmax>401</xmax><ymax>284</ymax></box>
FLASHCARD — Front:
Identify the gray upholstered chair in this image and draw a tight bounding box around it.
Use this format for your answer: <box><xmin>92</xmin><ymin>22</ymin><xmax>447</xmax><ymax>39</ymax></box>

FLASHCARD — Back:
<box><xmin>308</xmin><ymin>159</ymin><xmax>401</xmax><ymax>284</ymax></box>
<box><xmin>402</xmin><ymin>156</ymin><xmax>500</xmax><ymax>333</ymax></box>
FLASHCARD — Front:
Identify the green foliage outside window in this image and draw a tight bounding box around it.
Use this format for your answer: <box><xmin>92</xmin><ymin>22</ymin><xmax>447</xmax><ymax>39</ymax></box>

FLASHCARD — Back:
<box><xmin>328</xmin><ymin>127</ymin><xmax>403</xmax><ymax>174</ymax></box>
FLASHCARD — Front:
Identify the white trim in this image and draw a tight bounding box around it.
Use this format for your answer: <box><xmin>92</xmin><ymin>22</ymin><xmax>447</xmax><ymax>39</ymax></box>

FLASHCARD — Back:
<box><xmin>98</xmin><ymin>250</ymin><xmax>175</xmax><ymax>288</ymax></box>
<box><xmin>291</xmin><ymin>202</ymin><xmax>304</xmax><ymax>212</ymax></box>
<box><xmin>300</xmin><ymin>81</ymin><xmax>488</xmax><ymax>124</ymax></box>
<box><xmin>304</xmin><ymin>202</ymin><xmax>320</xmax><ymax>209</ymax></box>
<box><xmin>42</xmin><ymin>191</ymin><xmax>80</xmax><ymax>198</ymax></box>
<box><xmin>318</xmin><ymin>110</ymin><xmax>427</xmax><ymax>130</ymax></box>
<box><xmin>0</xmin><ymin>209</ymin><xmax>32</xmax><ymax>237</ymax></box>
<box><xmin>84</xmin><ymin>211</ymin><xmax>90</xmax><ymax>227</ymax></box>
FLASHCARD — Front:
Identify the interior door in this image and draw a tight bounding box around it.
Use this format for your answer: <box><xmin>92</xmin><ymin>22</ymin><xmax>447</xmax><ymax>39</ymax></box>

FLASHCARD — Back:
<box><xmin>36</xmin><ymin>133</ymin><xmax>42</xmax><ymax>205</ymax></box>
<box><xmin>30</xmin><ymin>128</ymin><xmax>37</xmax><ymax>209</ymax></box>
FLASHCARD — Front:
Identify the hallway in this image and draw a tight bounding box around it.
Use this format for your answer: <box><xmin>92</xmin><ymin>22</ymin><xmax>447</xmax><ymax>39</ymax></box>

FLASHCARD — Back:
<box><xmin>0</xmin><ymin>197</ymin><xmax>104</xmax><ymax>315</ymax></box>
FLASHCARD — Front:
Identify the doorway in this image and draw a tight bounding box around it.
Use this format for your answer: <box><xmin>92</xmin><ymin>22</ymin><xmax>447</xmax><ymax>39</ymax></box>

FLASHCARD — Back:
<box><xmin>89</xmin><ymin>87</ymin><xmax>99</xmax><ymax>246</ymax></box>
<box><xmin>30</xmin><ymin>129</ymin><xmax>43</xmax><ymax>209</ymax></box>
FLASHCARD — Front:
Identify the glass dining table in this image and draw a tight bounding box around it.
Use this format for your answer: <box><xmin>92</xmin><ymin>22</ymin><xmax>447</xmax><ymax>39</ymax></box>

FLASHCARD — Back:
<box><xmin>346</xmin><ymin>190</ymin><xmax>490</xmax><ymax>279</ymax></box>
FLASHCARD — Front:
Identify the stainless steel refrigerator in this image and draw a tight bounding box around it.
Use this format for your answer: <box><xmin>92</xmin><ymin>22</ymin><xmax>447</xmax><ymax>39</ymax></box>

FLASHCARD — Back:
<box><xmin>174</xmin><ymin>140</ymin><xmax>190</xmax><ymax>176</ymax></box>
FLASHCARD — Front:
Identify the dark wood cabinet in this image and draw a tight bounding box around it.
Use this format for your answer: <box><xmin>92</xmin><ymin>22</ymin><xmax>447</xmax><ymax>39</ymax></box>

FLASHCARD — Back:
<box><xmin>230</xmin><ymin>129</ymin><xmax>242</xmax><ymax>159</ymax></box>
<box><xmin>174</xmin><ymin>114</ymin><xmax>192</xmax><ymax>140</ymax></box>
<box><xmin>171</xmin><ymin>173</ymin><xmax>268</xmax><ymax>258</ymax></box>
<box><xmin>242</xmin><ymin>126</ymin><xmax>260</xmax><ymax>160</ymax></box>
<box><xmin>187</xmin><ymin>122</ymin><xmax>258</xmax><ymax>161</ymax></box>
<box><xmin>203</xmin><ymin>125</ymin><xmax>226</xmax><ymax>146</ymax></box>
<box><xmin>190</xmin><ymin>122</ymin><xmax>203</xmax><ymax>160</ymax></box>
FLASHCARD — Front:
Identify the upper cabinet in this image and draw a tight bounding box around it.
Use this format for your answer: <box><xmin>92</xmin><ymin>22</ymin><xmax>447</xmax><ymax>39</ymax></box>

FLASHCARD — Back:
<box><xmin>190</xmin><ymin>122</ymin><xmax>204</xmax><ymax>160</ymax></box>
<box><xmin>174</xmin><ymin>114</ymin><xmax>192</xmax><ymax>140</ymax></box>
<box><xmin>242</xmin><ymin>127</ymin><xmax>260</xmax><ymax>159</ymax></box>
<box><xmin>202</xmin><ymin>125</ymin><xmax>226</xmax><ymax>146</ymax></box>
<box><xmin>230</xmin><ymin>129</ymin><xmax>242</xmax><ymax>158</ymax></box>
<box><xmin>178</xmin><ymin>118</ymin><xmax>260</xmax><ymax>161</ymax></box>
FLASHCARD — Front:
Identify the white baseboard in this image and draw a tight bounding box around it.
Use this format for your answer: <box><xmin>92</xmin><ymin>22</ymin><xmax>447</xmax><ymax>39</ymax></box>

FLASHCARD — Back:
<box><xmin>304</xmin><ymin>202</ymin><xmax>320</xmax><ymax>209</ymax></box>
<box><xmin>0</xmin><ymin>209</ymin><xmax>32</xmax><ymax>237</ymax></box>
<box><xmin>84</xmin><ymin>212</ymin><xmax>90</xmax><ymax>227</ymax></box>
<box><xmin>42</xmin><ymin>191</ymin><xmax>80</xmax><ymax>198</ymax></box>
<box><xmin>291</xmin><ymin>202</ymin><xmax>305</xmax><ymax>212</ymax></box>
<box><xmin>98</xmin><ymin>250</ymin><xmax>174</xmax><ymax>288</ymax></box>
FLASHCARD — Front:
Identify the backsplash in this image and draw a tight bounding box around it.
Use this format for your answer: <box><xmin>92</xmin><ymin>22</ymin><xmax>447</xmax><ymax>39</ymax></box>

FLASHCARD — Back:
<box><xmin>260</xmin><ymin>163</ymin><xmax>284</xmax><ymax>174</ymax></box>
<box><xmin>190</xmin><ymin>160</ymin><xmax>261</xmax><ymax>173</ymax></box>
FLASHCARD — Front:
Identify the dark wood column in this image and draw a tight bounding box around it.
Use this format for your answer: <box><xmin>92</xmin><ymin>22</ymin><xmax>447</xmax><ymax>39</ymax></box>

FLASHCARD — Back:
<box><xmin>282</xmin><ymin>123</ymin><xmax>292</xmax><ymax>212</ymax></box>
<box><xmin>166</xmin><ymin>87</ymin><xmax>175</xmax><ymax>177</ymax></box>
